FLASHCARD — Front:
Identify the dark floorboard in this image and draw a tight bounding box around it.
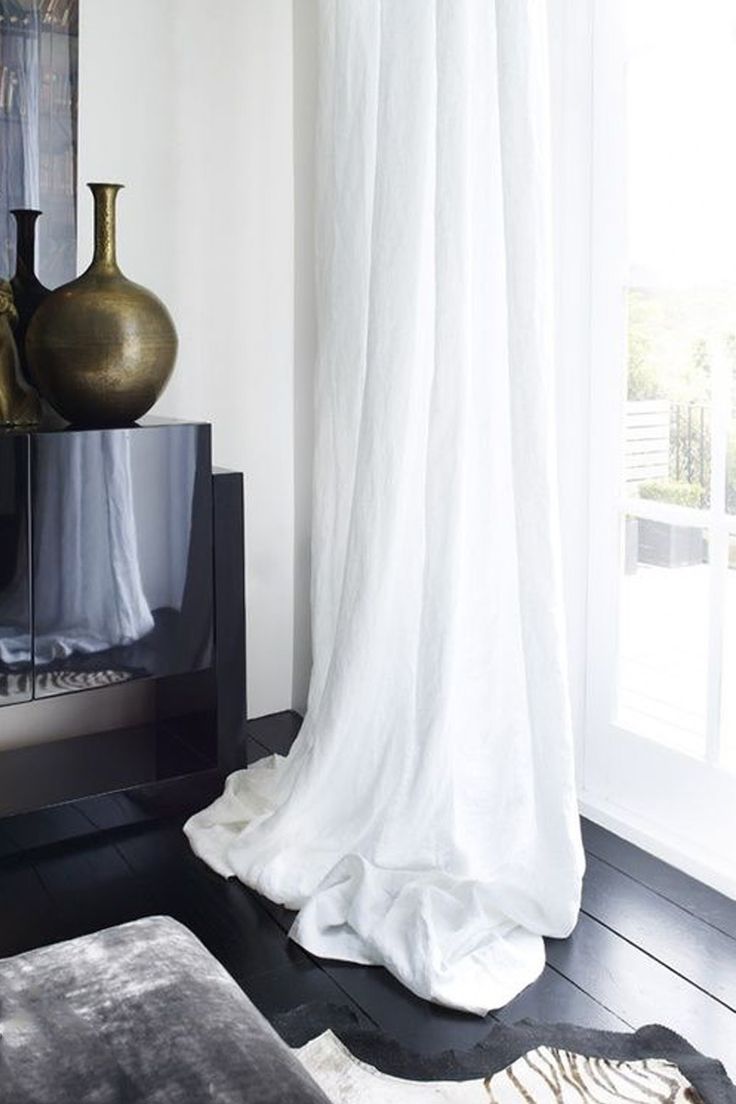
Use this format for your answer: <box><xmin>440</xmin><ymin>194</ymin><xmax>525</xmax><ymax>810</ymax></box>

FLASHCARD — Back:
<box><xmin>249</xmin><ymin>711</ymin><xmax>303</xmax><ymax>757</ymax></box>
<box><xmin>546</xmin><ymin>913</ymin><xmax>736</xmax><ymax>1063</ymax></box>
<box><xmin>1</xmin><ymin>710</ymin><xmax>734</xmax><ymax>1080</ymax></box>
<box><xmin>581</xmin><ymin>818</ymin><xmax>736</xmax><ymax>940</ymax></box>
<box><xmin>581</xmin><ymin>853</ymin><xmax>736</xmax><ymax>1009</ymax></box>
<box><xmin>495</xmin><ymin>962</ymin><xmax>627</xmax><ymax>1032</ymax></box>
<box><xmin>318</xmin><ymin>957</ymin><xmax>504</xmax><ymax>1054</ymax></box>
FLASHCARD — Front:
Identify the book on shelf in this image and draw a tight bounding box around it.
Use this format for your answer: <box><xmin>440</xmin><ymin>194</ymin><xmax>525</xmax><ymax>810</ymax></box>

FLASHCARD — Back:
<box><xmin>0</xmin><ymin>65</ymin><xmax>18</xmax><ymax>115</ymax></box>
<box><xmin>42</xmin><ymin>0</ymin><xmax>76</xmax><ymax>30</ymax></box>
<box><xmin>0</xmin><ymin>1</ymin><xmax>77</xmax><ymax>34</ymax></box>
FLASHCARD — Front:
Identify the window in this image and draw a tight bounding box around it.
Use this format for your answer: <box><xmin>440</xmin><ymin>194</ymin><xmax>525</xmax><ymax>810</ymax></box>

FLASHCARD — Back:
<box><xmin>585</xmin><ymin>0</ymin><xmax>736</xmax><ymax>895</ymax></box>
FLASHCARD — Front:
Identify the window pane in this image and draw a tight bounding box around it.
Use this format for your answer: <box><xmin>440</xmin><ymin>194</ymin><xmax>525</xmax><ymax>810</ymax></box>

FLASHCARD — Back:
<box><xmin>626</xmin><ymin>0</ymin><xmax>736</xmax><ymax>286</ymax></box>
<box><xmin>624</xmin><ymin>1</ymin><xmax>736</xmax><ymax>513</ymax></box>
<box><xmin>624</xmin><ymin>292</ymin><xmax>736</xmax><ymax>512</ymax></box>
<box><xmin>616</xmin><ymin>516</ymin><xmax>708</xmax><ymax>756</ymax></box>
<box><xmin>719</xmin><ymin>535</ymin><xmax>736</xmax><ymax>771</ymax></box>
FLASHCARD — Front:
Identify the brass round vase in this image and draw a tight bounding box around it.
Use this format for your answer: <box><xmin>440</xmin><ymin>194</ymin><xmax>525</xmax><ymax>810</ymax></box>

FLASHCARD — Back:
<box><xmin>26</xmin><ymin>183</ymin><xmax>178</xmax><ymax>427</ymax></box>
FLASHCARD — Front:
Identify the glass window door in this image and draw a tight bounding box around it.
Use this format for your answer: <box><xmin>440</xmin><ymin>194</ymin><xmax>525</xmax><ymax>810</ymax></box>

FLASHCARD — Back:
<box><xmin>585</xmin><ymin>0</ymin><xmax>736</xmax><ymax>896</ymax></box>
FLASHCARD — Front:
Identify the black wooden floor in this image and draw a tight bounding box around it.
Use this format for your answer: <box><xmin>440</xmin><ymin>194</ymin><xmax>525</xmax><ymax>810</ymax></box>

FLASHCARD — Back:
<box><xmin>1</xmin><ymin>710</ymin><xmax>735</xmax><ymax>1080</ymax></box>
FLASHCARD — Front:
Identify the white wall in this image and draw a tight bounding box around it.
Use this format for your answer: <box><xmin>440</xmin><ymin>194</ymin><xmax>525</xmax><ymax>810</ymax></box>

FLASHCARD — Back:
<box><xmin>77</xmin><ymin>0</ymin><xmax>297</xmax><ymax>719</ymax></box>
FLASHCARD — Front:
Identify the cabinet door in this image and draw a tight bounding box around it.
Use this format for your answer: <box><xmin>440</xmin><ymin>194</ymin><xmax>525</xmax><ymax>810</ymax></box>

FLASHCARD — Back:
<box><xmin>32</xmin><ymin>424</ymin><xmax>213</xmax><ymax>698</ymax></box>
<box><xmin>0</xmin><ymin>436</ymin><xmax>32</xmax><ymax>706</ymax></box>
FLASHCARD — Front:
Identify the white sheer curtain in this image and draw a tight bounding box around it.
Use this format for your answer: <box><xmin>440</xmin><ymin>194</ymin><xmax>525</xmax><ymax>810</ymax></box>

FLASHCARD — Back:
<box><xmin>186</xmin><ymin>0</ymin><xmax>584</xmax><ymax>1014</ymax></box>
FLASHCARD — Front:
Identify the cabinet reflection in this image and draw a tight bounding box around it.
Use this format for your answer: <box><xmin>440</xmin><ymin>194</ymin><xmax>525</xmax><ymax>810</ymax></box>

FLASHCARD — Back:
<box><xmin>0</xmin><ymin>436</ymin><xmax>32</xmax><ymax>704</ymax></box>
<box><xmin>32</xmin><ymin>423</ymin><xmax>213</xmax><ymax>698</ymax></box>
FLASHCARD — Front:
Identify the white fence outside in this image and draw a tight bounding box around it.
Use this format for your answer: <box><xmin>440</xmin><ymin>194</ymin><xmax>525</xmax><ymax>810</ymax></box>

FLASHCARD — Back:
<box><xmin>624</xmin><ymin>399</ymin><xmax>670</xmax><ymax>486</ymax></box>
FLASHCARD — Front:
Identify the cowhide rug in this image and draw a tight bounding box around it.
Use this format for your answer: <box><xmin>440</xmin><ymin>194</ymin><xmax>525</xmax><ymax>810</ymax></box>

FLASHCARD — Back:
<box><xmin>276</xmin><ymin>1003</ymin><xmax>735</xmax><ymax>1104</ymax></box>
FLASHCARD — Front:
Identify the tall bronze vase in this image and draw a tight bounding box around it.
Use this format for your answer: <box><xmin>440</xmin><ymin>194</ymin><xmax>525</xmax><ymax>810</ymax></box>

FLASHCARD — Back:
<box><xmin>10</xmin><ymin>209</ymin><xmax>48</xmax><ymax>388</ymax></box>
<box><xmin>26</xmin><ymin>183</ymin><xmax>178</xmax><ymax>427</ymax></box>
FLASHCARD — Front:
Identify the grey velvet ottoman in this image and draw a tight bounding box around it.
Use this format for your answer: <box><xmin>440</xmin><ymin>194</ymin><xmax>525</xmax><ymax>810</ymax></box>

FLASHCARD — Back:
<box><xmin>0</xmin><ymin>916</ymin><xmax>331</xmax><ymax>1104</ymax></box>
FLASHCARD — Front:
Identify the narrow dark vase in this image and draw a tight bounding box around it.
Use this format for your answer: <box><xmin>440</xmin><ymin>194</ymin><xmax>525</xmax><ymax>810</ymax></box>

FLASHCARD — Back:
<box><xmin>10</xmin><ymin>209</ymin><xmax>49</xmax><ymax>388</ymax></box>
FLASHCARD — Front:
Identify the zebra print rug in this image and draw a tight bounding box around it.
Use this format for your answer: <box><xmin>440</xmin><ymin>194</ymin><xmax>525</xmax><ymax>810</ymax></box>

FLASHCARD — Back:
<box><xmin>296</xmin><ymin>1030</ymin><xmax>702</xmax><ymax>1102</ymax></box>
<box><xmin>276</xmin><ymin>1005</ymin><xmax>734</xmax><ymax>1104</ymax></box>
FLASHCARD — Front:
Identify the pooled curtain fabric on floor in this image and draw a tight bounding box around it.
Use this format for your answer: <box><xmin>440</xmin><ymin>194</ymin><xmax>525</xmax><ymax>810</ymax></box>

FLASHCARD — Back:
<box><xmin>186</xmin><ymin>0</ymin><xmax>585</xmax><ymax>1013</ymax></box>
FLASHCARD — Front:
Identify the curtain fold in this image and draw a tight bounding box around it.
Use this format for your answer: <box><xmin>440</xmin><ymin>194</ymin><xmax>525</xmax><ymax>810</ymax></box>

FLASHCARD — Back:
<box><xmin>186</xmin><ymin>0</ymin><xmax>584</xmax><ymax>1014</ymax></box>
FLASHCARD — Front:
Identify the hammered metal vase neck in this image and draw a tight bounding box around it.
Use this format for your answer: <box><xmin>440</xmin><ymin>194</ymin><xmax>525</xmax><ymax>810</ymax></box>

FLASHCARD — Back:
<box><xmin>89</xmin><ymin>182</ymin><xmax>123</xmax><ymax>272</ymax></box>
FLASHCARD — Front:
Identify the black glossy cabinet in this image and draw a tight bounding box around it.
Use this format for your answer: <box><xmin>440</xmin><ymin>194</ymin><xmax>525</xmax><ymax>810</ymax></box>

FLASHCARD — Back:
<box><xmin>0</xmin><ymin>419</ymin><xmax>246</xmax><ymax>827</ymax></box>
